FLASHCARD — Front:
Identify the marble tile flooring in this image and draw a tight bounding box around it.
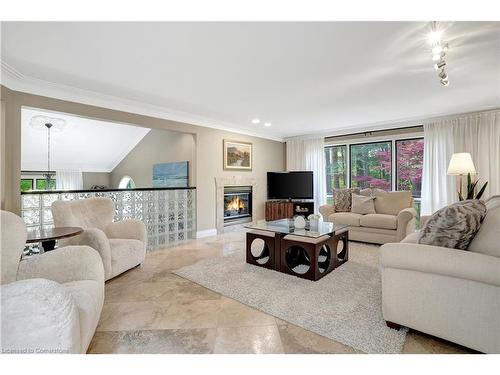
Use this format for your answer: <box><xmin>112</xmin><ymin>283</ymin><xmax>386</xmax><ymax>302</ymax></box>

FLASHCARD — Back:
<box><xmin>88</xmin><ymin>231</ymin><xmax>475</xmax><ymax>354</ymax></box>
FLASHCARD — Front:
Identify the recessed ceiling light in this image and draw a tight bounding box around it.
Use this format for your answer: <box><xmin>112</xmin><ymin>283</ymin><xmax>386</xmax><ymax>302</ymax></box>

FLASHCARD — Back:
<box><xmin>264</xmin><ymin>122</ymin><xmax>272</xmax><ymax>127</ymax></box>
<box><xmin>251</xmin><ymin>118</ymin><xmax>260</xmax><ymax>124</ymax></box>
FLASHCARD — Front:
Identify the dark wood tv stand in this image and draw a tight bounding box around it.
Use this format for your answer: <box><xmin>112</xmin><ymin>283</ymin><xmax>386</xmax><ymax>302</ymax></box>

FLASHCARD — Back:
<box><xmin>265</xmin><ymin>200</ymin><xmax>314</xmax><ymax>221</ymax></box>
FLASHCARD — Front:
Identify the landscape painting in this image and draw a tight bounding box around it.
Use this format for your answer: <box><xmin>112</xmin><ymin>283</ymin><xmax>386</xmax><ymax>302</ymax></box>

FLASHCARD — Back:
<box><xmin>152</xmin><ymin>161</ymin><xmax>189</xmax><ymax>188</ymax></box>
<box><xmin>223</xmin><ymin>140</ymin><xmax>252</xmax><ymax>170</ymax></box>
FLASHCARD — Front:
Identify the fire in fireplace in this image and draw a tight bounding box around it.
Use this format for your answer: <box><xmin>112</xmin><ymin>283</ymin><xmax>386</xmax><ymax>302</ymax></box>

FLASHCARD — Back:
<box><xmin>224</xmin><ymin>186</ymin><xmax>252</xmax><ymax>225</ymax></box>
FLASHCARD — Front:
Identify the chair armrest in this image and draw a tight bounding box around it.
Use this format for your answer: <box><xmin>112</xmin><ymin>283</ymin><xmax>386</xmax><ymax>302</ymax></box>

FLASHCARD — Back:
<box><xmin>105</xmin><ymin>219</ymin><xmax>147</xmax><ymax>245</ymax></box>
<box><xmin>396</xmin><ymin>207</ymin><xmax>417</xmax><ymax>241</ymax></box>
<box><xmin>380</xmin><ymin>242</ymin><xmax>500</xmax><ymax>287</ymax></box>
<box><xmin>319</xmin><ymin>205</ymin><xmax>335</xmax><ymax>222</ymax></box>
<box><xmin>17</xmin><ymin>246</ymin><xmax>105</xmax><ymax>285</ymax></box>
<box><xmin>59</xmin><ymin>228</ymin><xmax>112</xmax><ymax>279</ymax></box>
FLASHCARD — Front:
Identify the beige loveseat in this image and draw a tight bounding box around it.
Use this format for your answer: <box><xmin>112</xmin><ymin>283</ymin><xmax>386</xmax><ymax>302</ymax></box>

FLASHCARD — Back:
<box><xmin>319</xmin><ymin>190</ymin><xmax>417</xmax><ymax>244</ymax></box>
<box><xmin>380</xmin><ymin>196</ymin><xmax>500</xmax><ymax>353</ymax></box>
<box><xmin>0</xmin><ymin>210</ymin><xmax>104</xmax><ymax>353</ymax></box>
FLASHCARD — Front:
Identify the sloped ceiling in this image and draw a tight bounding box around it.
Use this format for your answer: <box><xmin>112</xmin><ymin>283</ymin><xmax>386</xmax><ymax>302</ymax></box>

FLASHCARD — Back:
<box><xmin>21</xmin><ymin>107</ymin><xmax>151</xmax><ymax>172</ymax></box>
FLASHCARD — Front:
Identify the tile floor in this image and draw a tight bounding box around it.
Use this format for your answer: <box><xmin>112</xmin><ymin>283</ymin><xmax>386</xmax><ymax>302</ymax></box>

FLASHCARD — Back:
<box><xmin>88</xmin><ymin>231</ymin><xmax>475</xmax><ymax>354</ymax></box>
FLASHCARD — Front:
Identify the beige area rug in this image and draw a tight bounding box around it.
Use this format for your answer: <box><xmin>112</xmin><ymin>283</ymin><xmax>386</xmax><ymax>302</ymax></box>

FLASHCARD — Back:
<box><xmin>174</xmin><ymin>241</ymin><xmax>408</xmax><ymax>354</ymax></box>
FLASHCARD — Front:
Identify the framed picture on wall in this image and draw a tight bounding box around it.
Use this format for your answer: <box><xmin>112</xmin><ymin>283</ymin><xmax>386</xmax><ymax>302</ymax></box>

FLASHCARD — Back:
<box><xmin>152</xmin><ymin>161</ymin><xmax>189</xmax><ymax>188</ymax></box>
<box><xmin>223</xmin><ymin>140</ymin><xmax>252</xmax><ymax>171</ymax></box>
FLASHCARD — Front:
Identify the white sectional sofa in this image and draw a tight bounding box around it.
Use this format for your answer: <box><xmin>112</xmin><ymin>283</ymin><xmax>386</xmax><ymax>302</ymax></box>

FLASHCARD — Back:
<box><xmin>380</xmin><ymin>196</ymin><xmax>500</xmax><ymax>353</ymax></box>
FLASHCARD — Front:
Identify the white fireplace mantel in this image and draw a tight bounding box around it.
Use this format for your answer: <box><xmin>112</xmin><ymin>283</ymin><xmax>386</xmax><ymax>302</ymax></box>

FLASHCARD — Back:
<box><xmin>215</xmin><ymin>176</ymin><xmax>258</xmax><ymax>234</ymax></box>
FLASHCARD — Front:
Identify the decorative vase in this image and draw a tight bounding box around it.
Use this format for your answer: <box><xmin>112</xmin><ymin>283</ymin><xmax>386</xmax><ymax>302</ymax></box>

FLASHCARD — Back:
<box><xmin>293</xmin><ymin>215</ymin><xmax>306</xmax><ymax>229</ymax></box>
<box><xmin>308</xmin><ymin>214</ymin><xmax>320</xmax><ymax>229</ymax></box>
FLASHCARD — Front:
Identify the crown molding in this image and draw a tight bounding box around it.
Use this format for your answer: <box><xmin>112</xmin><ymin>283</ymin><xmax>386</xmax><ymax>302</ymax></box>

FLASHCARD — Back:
<box><xmin>0</xmin><ymin>61</ymin><xmax>285</xmax><ymax>142</ymax></box>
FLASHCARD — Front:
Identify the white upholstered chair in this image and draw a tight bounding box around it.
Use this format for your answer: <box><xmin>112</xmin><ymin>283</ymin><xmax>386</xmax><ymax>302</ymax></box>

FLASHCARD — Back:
<box><xmin>51</xmin><ymin>197</ymin><xmax>147</xmax><ymax>281</ymax></box>
<box><xmin>0</xmin><ymin>210</ymin><xmax>104</xmax><ymax>353</ymax></box>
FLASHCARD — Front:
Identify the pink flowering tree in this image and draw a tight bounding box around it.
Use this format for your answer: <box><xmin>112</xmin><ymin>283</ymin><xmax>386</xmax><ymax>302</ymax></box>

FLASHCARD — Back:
<box><xmin>396</xmin><ymin>139</ymin><xmax>424</xmax><ymax>196</ymax></box>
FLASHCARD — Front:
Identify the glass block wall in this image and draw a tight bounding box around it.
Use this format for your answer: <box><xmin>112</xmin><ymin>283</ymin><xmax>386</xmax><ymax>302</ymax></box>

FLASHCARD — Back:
<box><xmin>21</xmin><ymin>188</ymin><xmax>196</xmax><ymax>250</ymax></box>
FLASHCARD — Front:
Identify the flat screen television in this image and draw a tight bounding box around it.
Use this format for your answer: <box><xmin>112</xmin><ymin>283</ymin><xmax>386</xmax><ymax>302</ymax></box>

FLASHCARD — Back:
<box><xmin>267</xmin><ymin>171</ymin><xmax>313</xmax><ymax>200</ymax></box>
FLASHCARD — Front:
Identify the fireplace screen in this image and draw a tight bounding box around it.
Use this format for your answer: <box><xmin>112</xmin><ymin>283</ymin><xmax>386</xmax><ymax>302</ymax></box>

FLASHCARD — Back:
<box><xmin>224</xmin><ymin>186</ymin><xmax>252</xmax><ymax>222</ymax></box>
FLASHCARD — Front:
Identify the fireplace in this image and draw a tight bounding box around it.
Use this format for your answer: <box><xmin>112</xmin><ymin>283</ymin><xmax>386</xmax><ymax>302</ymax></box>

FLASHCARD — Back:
<box><xmin>223</xmin><ymin>186</ymin><xmax>252</xmax><ymax>225</ymax></box>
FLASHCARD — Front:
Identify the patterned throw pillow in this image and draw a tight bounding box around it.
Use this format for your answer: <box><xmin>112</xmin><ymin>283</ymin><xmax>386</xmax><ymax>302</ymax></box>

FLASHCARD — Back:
<box><xmin>333</xmin><ymin>188</ymin><xmax>360</xmax><ymax>212</ymax></box>
<box><xmin>418</xmin><ymin>200</ymin><xmax>487</xmax><ymax>250</ymax></box>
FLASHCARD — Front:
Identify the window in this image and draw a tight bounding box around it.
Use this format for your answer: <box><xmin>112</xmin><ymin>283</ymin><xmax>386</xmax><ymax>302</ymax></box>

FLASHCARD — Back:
<box><xmin>35</xmin><ymin>178</ymin><xmax>56</xmax><ymax>190</ymax></box>
<box><xmin>20</xmin><ymin>178</ymin><xmax>34</xmax><ymax>192</ymax></box>
<box><xmin>350</xmin><ymin>141</ymin><xmax>392</xmax><ymax>190</ymax></box>
<box><xmin>396</xmin><ymin>138</ymin><xmax>424</xmax><ymax>198</ymax></box>
<box><xmin>325</xmin><ymin>145</ymin><xmax>347</xmax><ymax>195</ymax></box>
<box><xmin>118</xmin><ymin>176</ymin><xmax>136</xmax><ymax>189</ymax></box>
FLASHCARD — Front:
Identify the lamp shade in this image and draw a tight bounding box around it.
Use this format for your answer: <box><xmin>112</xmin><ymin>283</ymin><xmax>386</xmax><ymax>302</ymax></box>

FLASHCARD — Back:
<box><xmin>447</xmin><ymin>153</ymin><xmax>476</xmax><ymax>175</ymax></box>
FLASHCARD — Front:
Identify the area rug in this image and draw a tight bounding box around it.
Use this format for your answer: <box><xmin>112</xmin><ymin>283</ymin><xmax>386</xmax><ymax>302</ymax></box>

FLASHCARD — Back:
<box><xmin>173</xmin><ymin>242</ymin><xmax>407</xmax><ymax>353</ymax></box>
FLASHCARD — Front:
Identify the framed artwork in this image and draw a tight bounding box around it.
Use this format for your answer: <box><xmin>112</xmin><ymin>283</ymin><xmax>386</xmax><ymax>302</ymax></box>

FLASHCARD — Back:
<box><xmin>223</xmin><ymin>140</ymin><xmax>252</xmax><ymax>171</ymax></box>
<box><xmin>152</xmin><ymin>161</ymin><xmax>189</xmax><ymax>188</ymax></box>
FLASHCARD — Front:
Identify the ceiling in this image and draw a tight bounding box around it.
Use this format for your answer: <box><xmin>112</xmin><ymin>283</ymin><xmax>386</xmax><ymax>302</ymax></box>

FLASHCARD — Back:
<box><xmin>21</xmin><ymin>108</ymin><xmax>150</xmax><ymax>172</ymax></box>
<box><xmin>2</xmin><ymin>22</ymin><xmax>500</xmax><ymax>140</ymax></box>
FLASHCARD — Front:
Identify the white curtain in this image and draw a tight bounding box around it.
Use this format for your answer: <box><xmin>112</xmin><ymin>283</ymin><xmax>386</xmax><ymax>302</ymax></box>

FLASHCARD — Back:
<box><xmin>286</xmin><ymin>137</ymin><xmax>326</xmax><ymax>213</ymax></box>
<box><xmin>56</xmin><ymin>170</ymin><xmax>83</xmax><ymax>190</ymax></box>
<box><xmin>421</xmin><ymin>110</ymin><xmax>500</xmax><ymax>215</ymax></box>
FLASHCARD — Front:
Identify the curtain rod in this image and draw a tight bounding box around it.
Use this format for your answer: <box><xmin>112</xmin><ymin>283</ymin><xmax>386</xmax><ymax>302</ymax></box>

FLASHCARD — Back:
<box><xmin>285</xmin><ymin>107</ymin><xmax>500</xmax><ymax>141</ymax></box>
<box><xmin>324</xmin><ymin>125</ymin><xmax>423</xmax><ymax>141</ymax></box>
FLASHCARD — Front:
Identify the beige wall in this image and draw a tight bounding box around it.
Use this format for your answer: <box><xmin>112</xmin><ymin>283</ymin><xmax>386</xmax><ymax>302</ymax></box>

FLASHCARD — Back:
<box><xmin>109</xmin><ymin>129</ymin><xmax>195</xmax><ymax>189</ymax></box>
<box><xmin>82</xmin><ymin>172</ymin><xmax>111</xmax><ymax>189</ymax></box>
<box><xmin>0</xmin><ymin>86</ymin><xmax>285</xmax><ymax>232</ymax></box>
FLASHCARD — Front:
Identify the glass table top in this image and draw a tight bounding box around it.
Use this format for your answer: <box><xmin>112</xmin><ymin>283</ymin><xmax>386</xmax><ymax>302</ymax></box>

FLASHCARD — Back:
<box><xmin>245</xmin><ymin>219</ymin><xmax>349</xmax><ymax>238</ymax></box>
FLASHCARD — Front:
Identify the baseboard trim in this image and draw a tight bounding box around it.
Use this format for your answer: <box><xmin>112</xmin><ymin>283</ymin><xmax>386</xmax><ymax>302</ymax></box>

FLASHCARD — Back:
<box><xmin>196</xmin><ymin>228</ymin><xmax>217</xmax><ymax>239</ymax></box>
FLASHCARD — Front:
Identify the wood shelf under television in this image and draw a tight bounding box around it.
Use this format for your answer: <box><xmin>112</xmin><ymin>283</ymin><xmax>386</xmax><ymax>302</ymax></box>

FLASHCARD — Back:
<box><xmin>265</xmin><ymin>201</ymin><xmax>314</xmax><ymax>221</ymax></box>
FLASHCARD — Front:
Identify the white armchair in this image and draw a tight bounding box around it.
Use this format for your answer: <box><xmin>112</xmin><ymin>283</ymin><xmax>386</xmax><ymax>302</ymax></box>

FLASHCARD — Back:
<box><xmin>51</xmin><ymin>197</ymin><xmax>147</xmax><ymax>281</ymax></box>
<box><xmin>0</xmin><ymin>210</ymin><xmax>104</xmax><ymax>354</ymax></box>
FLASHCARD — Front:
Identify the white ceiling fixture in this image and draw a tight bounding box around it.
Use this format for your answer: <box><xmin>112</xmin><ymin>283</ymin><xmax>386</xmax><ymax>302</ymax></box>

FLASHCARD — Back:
<box><xmin>428</xmin><ymin>21</ymin><xmax>450</xmax><ymax>87</ymax></box>
<box><xmin>2</xmin><ymin>22</ymin><xmax>500</xmax><ymax>139</ymax></box>
<box><xmin>21</xmin><ymin>107</ymin><xmax>151</xmax><ymax>172</ymax></box>
<box><xmin>251</xmin><ymin>118</ymin><xmax>260</xmax><ymax>124</ymax></box>
<box><xmin>264</xmin><ymin>122</ymin><xmax>272</xmax><ymax>127</ymax></box>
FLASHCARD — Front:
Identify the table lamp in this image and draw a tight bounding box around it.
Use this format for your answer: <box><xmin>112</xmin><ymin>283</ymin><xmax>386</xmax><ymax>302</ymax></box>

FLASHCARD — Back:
<box><xmin>447</xmin><ymin>152</ymin><xmax>476</xmax><ymax>197</ymax></box>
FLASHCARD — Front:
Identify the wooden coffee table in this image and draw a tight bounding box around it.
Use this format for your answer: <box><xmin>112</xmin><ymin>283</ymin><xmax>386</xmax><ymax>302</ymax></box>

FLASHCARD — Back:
<box><xmin>26</xmin><ymin>226</ymin><xmax>84</xmax><ymax>252</ymax></box>
<box><xmin>245</xmin><ymin>219</ymin><xmax>349</xmax><ymax>281</ymax></box>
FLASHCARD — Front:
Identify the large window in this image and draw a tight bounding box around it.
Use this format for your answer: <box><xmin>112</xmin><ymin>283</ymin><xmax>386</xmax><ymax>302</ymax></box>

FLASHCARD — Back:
<box><xmin>35</xmin><ymin>178</ymin><xmax>56</xmax><ymax>190</ymax></box>
<box><xmin>325</xmin><ymin>145</ymin><xmax>347</xmax><ymax>195</ymax></box>
<box><xmin>350</xmin><ymin>141</ymin><xmax>392</xmax><ymax>190</ymax></box>
<box><xmin>20</xmin><ymin>178</ymin><xmax>34</xmax><ymax>192</ymax></box>
<box><xmin>396</xmin><ymin>138</ymin><xmax>424</xmax><ymax>198</ymax></box>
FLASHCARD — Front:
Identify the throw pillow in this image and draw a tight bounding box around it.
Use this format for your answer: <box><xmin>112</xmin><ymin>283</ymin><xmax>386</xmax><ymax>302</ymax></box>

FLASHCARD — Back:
<box><xmin>333</xmin><ymin>188</ymin><xmax>360</xmax><ymax>212</ymax></box>
<box><xmin>351</xmin><ymin>193</ymin><xmax>376</xmax><ymax>214</ymax></box>
<box><xmin>359</xmin><ymin>188</ymin><xmax>387</xmax><ymax>197</ymax></box>
<box><xmin>418</xmin><ymin>199</ymin><xmax>487</xmax><ymax>250</ymax></box>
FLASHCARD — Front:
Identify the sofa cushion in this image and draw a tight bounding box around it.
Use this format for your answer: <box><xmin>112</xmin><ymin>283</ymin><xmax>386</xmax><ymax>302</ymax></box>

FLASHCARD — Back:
<box><xmin>374</xmin><ymin>191</ymin><xmax>412</xmax><ymax>215</ymax></box>
<box><xmin>418</xmin><ymin>199</ymin><xmax>487</xmax><ymax>250</ymax></box>
<box><xmin>468</xmin><ymin>205</ymin><xmax>500</xmax><ymax>257</ymax></box>
<box><xmin>360</xmin><ymin>214</ymin><xmax>398</xmax><ymax>230</ymax></box>
<box><xmin>333</xmin><ymin>188</ymin><xmax>359</xmax><ymax>212</ymax></box>
<box><xmin>401</xmin><ymin>231</ymin><xmax>420</xmax><ymax>243</ymax></box>
<box><xmin>329</xmin><ymin>212</ymin><xmax>362</xmax><ymax>227</ymax></box>
<box><xmin>0</xmin><ymin>278</ymin><xmax>80</xmax><ymax>354</ymax></box>
<box><xmin>351</xmin><ymin>194</ymin><xmax>376</xmax><ymax>214</ymax></box>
